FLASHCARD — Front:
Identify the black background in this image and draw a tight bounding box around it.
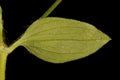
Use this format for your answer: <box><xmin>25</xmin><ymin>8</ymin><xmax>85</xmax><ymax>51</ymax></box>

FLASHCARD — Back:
<box><xmin>0</xmin><ymin>0</ymin><xmax>115</xmax><ymax>80</ymax></box>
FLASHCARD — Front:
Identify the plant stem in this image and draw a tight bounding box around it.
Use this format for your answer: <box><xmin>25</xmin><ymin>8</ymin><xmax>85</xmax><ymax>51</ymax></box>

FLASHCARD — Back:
<box><xmin>0</xmin><ymin>6</ymin><xmax>3</xmax><ymax>46</ymax></box>
<box><xmin>41</xmin><ymin>0</ymin><xmax>62</xmax><ymax>18</ymax></box>
<box><xmin>0</xmin><ymin>52</ymin><xmax>8</xmax><ymax>80</ymax></box>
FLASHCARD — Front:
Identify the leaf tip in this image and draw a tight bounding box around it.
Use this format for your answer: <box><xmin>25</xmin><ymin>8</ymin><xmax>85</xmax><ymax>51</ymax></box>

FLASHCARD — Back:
<box><xmin>106</xmin><ymin>35</ymin><xmax>112</xmax><ymax>42</ymax></box>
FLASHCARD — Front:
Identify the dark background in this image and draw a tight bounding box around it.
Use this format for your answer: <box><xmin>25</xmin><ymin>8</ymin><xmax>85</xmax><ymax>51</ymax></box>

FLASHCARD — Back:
<box><xmin>0</xmin><ymin>0</ymin><xmax>115</xmax><ymax>80</ymax></box>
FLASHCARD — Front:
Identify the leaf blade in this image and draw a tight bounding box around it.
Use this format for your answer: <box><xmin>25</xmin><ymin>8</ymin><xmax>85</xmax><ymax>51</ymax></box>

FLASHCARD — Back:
<box><xmin>19</xmin><ymin>17</ymin><xmax>111</xmax><ymax>63</ymax></box>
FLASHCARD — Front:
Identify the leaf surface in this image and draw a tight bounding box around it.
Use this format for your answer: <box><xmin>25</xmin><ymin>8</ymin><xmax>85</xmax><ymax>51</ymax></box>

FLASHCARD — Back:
<box><xmin>17</xmin><ymin>17</ymin><xmax>111</xmax><ymax>63</ymax></box>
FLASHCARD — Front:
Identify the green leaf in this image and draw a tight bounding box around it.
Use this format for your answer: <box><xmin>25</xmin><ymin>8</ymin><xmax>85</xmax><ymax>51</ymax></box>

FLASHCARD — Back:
<box><xmin>17</xmin><ymin>17</ymin><xmax>111</xmax><ymax>63</ymax></box>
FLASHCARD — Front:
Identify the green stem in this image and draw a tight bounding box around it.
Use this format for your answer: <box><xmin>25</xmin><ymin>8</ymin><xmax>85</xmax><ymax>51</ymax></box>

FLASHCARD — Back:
<box><xmin>41</xmin><ymin>0</ymin><xmax>62</xmax><ymax>18</ymax></box>
<box><xmin>0</xmin><ymin>6</ymin><xmax>3</xmax><ymax>46</ymax></box>
<box><xmin>0</xmin><ymin>52</ymin><xmax>8</xmax><ymax>80</ymax></box>
<box><xmin>0</xmin><ymin>7</ymin><xmax>7</xmax><ymax>80</ymax></box>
